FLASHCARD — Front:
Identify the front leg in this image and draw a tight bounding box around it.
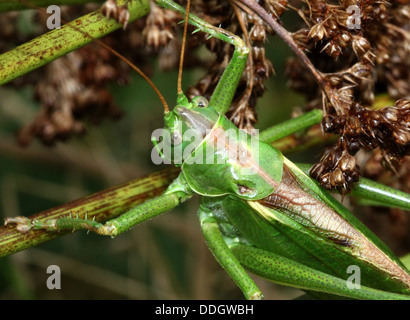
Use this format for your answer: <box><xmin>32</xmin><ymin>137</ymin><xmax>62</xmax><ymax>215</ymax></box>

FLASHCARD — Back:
<box><xmin>5</xmin><ymin>174</ymin><xmax>193</xmax><ymax>237</ymax></box>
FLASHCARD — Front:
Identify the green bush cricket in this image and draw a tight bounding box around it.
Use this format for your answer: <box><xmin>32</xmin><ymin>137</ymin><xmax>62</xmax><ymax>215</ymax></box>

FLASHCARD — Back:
<box><xmin>2</xmin><ymin>0</ymin><xmax>410</xmax><ymax>299</ymax></box>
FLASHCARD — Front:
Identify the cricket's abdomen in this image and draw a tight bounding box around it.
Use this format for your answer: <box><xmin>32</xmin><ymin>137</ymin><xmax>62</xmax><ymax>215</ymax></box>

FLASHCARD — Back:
<box><xmin>256</xmin><ymin>167</ymin><xmax>410</xmax><ymax>290</ymax></box>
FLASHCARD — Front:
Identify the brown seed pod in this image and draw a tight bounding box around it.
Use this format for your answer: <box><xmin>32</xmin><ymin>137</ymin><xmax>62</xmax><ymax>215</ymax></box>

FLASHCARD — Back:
<box><xmin>310</xmin><ymin>142</ymin><xmax>360</xmax><ymax>192</ymax></box>
<box><xmin>308</xmin><ymin>23</ymin><xmax>327</xmax><ymax>41</ymax></box>
<box><xmin>309</xmin><ymin>0</ymin><xmax>328</xmax><ymax>23</ymax></box>
<box><xmin>351</xmin><ymin>36</ymin><xmax>371</xmax><ymax>58</ymax></box>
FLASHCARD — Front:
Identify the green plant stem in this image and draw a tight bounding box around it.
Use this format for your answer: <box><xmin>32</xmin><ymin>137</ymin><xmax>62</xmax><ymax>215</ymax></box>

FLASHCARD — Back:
<box><xmin>0</xmin><ymin>0</ymin><xmax>150</xmax><ymax>85</ymax></box>
<box><xmin>297</xmin><ymin>163</ymin><xmax>410</xmax><ymax>211</ymax></box>
<box><xmin>0</xmin><ymin>0</ymin><xmax>105</xmax><ymax>12</ymax></box>
<box><xmin>259</xmin><ymin>109</ymin><xmax>323</xmax><ymax>144</ymax></box>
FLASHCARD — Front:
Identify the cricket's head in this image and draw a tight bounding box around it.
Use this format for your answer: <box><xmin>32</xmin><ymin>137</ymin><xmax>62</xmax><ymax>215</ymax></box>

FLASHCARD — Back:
<box><xmin>155</xmin><ymin>93</ymin><xmax>220</xmax><ymax>164</ymax></box>
<box><xmin>152</xmin><ymin>0</ymin><xmax>223</xmax><ymax>163</ymax></box>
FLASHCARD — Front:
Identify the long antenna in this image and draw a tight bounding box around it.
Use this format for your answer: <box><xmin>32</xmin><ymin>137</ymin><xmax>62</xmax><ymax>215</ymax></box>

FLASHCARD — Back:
<box><xmin>177</xmin><ymin>0</ymin><xmax>191</xmax><ymax>95</ymax></box>
<box><xmin>17</xmin><ymin>0</ymin><xmax>170</xmax><ymax>113</ymax></box>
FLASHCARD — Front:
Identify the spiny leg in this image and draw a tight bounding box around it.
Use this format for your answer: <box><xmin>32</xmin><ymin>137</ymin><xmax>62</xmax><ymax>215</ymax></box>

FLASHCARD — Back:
<box><xmin>198</xmin><ymin>201</ymin><xmax>262</xmax><ymax>300</ymax></box>
<box><xmin>230</xmin><ymin>244</ymin><xmax>410</xmax><ymax>300</ymax></box>
<box><xmin>6</xmin><ymin>174</ymin><xmax>193</xmax><ymax>237</ymax></box>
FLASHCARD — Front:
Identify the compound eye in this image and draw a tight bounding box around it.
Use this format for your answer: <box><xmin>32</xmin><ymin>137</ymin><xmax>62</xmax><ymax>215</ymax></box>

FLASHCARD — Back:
<box><xmin>193</xmin><ymin>96</ymin><xmax>209</xmax><ymax>108</ymax></box>
<box><xmin>171</xmin><ymin>130</ymin><xmax>183</xmax><ymax>146</ymax></box>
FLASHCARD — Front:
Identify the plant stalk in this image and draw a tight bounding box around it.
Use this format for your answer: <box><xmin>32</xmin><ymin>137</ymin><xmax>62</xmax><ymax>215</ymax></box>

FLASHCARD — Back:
<box><xmin>0</xmin><ymin>0</ymin><xmax>150</xmax><ymax>85</ymax></box>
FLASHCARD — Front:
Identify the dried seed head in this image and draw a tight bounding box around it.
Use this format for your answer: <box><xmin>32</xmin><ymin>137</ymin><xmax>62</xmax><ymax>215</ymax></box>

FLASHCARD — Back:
<box><xmin>323</xmin><ymin>41</ymin><xmax>343</xmax><ymax>58</ymax></box>
<box><xmin>265</xmin><ymin>0</ymin><xmax>288</xmax><ymax>17</ymax></box>
<box><xmin>395</xmin><ymin>99</ymin><xmax>410</xmax><ymax>109</ymax></box>
<box><xmin>250</xmin><ymin>23</ymin><xmax>266</xmax><ymax>43</ymax></box>
<box><xmin>352</xmin><ymin>36</ymin><xmax>371</xmax><ymax>58</ymax></box>
<box><xmin>101</xmin><ymin>0</ymin><xmax>118</xmax><ymax>19</ymax></box>
<box><xmin>382</xmin><ymin>107</ymin><xmax>399</xmax><ymax>122</ymax></box>
<box><xmin>308</xmin><ymin>23</ymin><xmax>326</xmax><ymax>41</ymax></box>
<box><xmin>319</xmin><ymin>172</ymin><xmax>331</xmax><ymax>188</ymax></box>
<box><xmin>310</xmin><ymin>0</ymin><xmax>328</xmax><ymax>23</ymax></box>
<box><xmin>346</xmin><ymin>115</ymin><xmax>361</xmax><ymax>135</ymax></box>
<box><xmin>393</xmin><ymin>128</ymin><xmax>410</xmax><ymax>145</ymax></box>
<box><xmin>117</xmin><ymin>7</ymin><xmax>130</xmax><ymax>29</ymax></box>
<box><xmin>326</xmin><ymin>18</ymin><xmax>338</xmax><ymax>31</ymax></box>
<box><xmin>292</xmin><ymin>28</ymin><xmax>311</xmax><ymax>51</ymax></box>
<box><xmin>310</xmin><ymin>143</ymin><xmax>360</xmax><ymax>192</ymax></box>
<box><xmin>337</xmin><ymin>31</ymin><xmax>351</xmax><ymax>48</ymax></box>
<box><xmin>340</xmin><ymin>0</ymin><xmax>357</xmax><ymax>9</ymax></box>
<box><xmin>350</xmin><ymin>62</ymin><xmax>372</xmax><ymax>80</ymax></box>
<box><xmin>328</xmin><ymin>75</ymin><xmax>342</xmax><ymax>87</ymax></box>
<box><xmin>339</xmin><ymin>153</ymin><xmax>356</xmax><ymax>172</ymax></box>
<box><xmin>330</xmin><ymin>168</ymin><xmax>345</xmax><ymax>186</ymax></box>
